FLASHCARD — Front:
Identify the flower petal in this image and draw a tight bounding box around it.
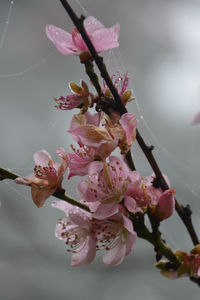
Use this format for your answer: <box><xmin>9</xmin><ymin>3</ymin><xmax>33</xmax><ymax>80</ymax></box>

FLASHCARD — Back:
<box><xmin>33</xmin><ymin>150</ymin><xmax>51</xmax><ymax>167</ymax></box>
<box><xmin>46</xmin><ymin>24</ymin><xmax>79</xmax><ymax>55</ymax></box>
<box><xmin>71</xmin><ymin>235</ymin><xmax>96</xmax><ymax>267</ymax></box>
<box><xmin>103</xmin><ymin>238</ymin><xmax>126</xmax><ymax>266</ymax></box>
<box><xmin>93</xmin><ymin>203</ymin><xmax>119</xmax><ymax>220</ymax></box>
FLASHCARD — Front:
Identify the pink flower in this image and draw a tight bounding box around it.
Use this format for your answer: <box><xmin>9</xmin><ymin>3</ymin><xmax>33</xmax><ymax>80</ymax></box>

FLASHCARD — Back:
<box><xmin>103</xmin><ymin>71</ymin><xmax>135</xmax><ymax>105</ymax></box>
<box><xmin>94</xmin><ymin>213</ymin><xmax>137</xmax><ymax>266</ymax></box>
<box><xmin>54</xmin><ymin>80</ymin><xmax>93</xmax><ymax>111</ymax></box>
<box><xmin>46</xmin><ymin>16</ymin><xmax>120</xmax><ymax>56</ymax></box>
<box><xmin>15</xmin><ymin>150</ymin><xmax>68</xmax><ymax>208</ymax></box>
<box><xmin>124</xmin><ymin>174</ymin><xmax>175</xmax><ymax>220</ymax></box>
<box><xmin>52</xmin><ymin>200</ymin><xmax>96</xmax><ymax>267</ymax></box>
<box><xmin>77</xmin><ymin>156</ymin><xmax>138</xmax><ymax>219</ymax></box>
<box><xmin>192</xmin><ymin>111</ymin><xmax>200</xmax><ymax>125</ymax></box>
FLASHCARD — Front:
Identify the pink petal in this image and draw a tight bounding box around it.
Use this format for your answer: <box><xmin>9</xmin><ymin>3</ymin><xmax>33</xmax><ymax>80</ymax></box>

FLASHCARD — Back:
<box><xmin>84</xmin><ymin>16</ymin><xmax>104</xmax><ymax>35</ymax></box>
<box><xmin>125</xmin><ymin>232</ymin><xmax>137</xmax><ymax>256</ymax></box>
<box><xmin>122</xmin><ymin>215</ymin><xmax>134</xmax><ymax>233</ymax></box>
<box><xmin>124</xmin><ymin>196</ymin><xmax>137</xmax><ymax>213</ymax></box>
<box><xmin>33</xmin><ymin>150</ymin><xmax>51</xmax><ymax>167</ymax></box>
<box><xmin>192</xmin><ymin>111</ymin><xmax>200</xmax><ymax>125</ymax></box>
<box><xmin>93</xmin><ymin>203</ymin><xmax>119</xmax><ymax>220</ymax></box>
<box><xmin>71</xmin><ymin>235</ymin><xmax>96</xmax><ymax>267</ymax></box>
<box><xmin>46</xmin><ymin>25</ymin><xmax>79</xmax><ymax>55</ymax></box>
<box><xmin>85</xmin><ymin>111</ymin><xmax>101</xmax><ymax>127</ymax></box>
<box><xmin>103</xmin><ymin>238</ymin><xmax>126</xmax><ymax>266</ymax></box>
<box><xmin>87</xmin><ymin>161</ymin><xmax>103</xmax><ymax>175</ymax></box>
<box><xmin>51</xmin><ymin>200</ymin><xmax>74</xmax><ymax>216</ymax></box>
<box><xmin>119</xmin><ymin>113</ymin><xmax>138</xmax><ymax>145</ymax></box>
<box><xmin>91</xmin><ymin>24</ymin><xmax>120</xmax><ymax>52</ymax></box>
<box><xmin>68</xmin><ymin>208</ymin><xmax>91</xmax><ymax>228</ymax></box>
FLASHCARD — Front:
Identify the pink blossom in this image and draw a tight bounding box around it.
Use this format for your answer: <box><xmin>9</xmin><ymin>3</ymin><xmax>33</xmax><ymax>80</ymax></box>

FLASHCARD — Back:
<box><xmin>52</xmin><ymin>200</ymin><xmax>96</xmax><ymax>267</ymax></box>
<box><xmin>103</xmin><ymin>71</ymin><xmax>134</xmax><ymax>105</ymax></box>
<box><xmin>124</xmin><ymin>173</ymin><xmax>175</xmax><ymax>220</ymax></box>
<box><xmin>67</xmin><ymin>112</ymin><xmax>118</xmax><ymax>177</ymax></box>
<box><xmin>15</xmin><ymin>150</ymin><xmax>67</xmax><ymax>208</ymax></box>
<box><xmin>94</xmin><ymin>213</ymin><xmax>137</xmax><ymax>266</ymax></box>
<box><xmin>46</xmin><ymin>16</ymin><xmax>120</xmax><ymax>56</ymax></box>
<box><xmin>77</xmin><ymin>156</ymin><xmax>138</xmax><ymax>218</ymax></box>
<box><xmin>192</xmin><ymin>111</ymin><xmax>200</xmax><ymax>125</ymax></box>
<box><xmin>54</xmin><ymin>80</ymin><xmax>93</xmax><ymax>111</ymax></box>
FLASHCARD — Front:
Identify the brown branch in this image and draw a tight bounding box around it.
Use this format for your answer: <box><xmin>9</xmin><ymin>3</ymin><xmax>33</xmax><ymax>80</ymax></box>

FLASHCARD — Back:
<box><xmin>59</xmin><ymin>0</ymin><xmax>199</xmax><ymax>246</ymax></box>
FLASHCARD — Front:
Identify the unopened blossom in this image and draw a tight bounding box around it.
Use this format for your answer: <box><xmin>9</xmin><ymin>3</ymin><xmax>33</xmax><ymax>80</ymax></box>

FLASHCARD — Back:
<box><xmin>15</xmin><ymin>150</ymin><xmax>67</xmax><ymax>208</ymax></box>
<box><xmin>52</xmin><ymin>200</ymin><xmax>96</xmax><ymax>267</ymax></box>
<box><xmin>94</xmin><ymin>212</ymin><xmax>137</xmax><ymax>266</ymax></box>
<box><xmin>156</xmin><ymin>245</ymin><xmax>200</xmax><ymax>279</ymax></box>
<box><xmin>54</xmin><ymin>80</ymin><xmax>93</xmax><ymax>112</ymax></box>
<box><xmin>192</xmin><ymin>111</ymin><xmax>200</xmax><ymax>125</ymax></box>
<box><xmin>46</xmin><ymin>16</ymin><xmax>120</xmax><ymax>56</ymax></box>
<box><xmin>77</xmin><ymin>156</ymin><xmax>139</xmax><ymax>219</ymax></box>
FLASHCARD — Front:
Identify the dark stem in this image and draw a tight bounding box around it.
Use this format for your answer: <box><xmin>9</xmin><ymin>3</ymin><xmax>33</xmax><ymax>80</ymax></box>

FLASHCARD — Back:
<box><xmin>58</xmin><ymin>0</ymin><xmax>199</xmax><ymax>246</ymax></box>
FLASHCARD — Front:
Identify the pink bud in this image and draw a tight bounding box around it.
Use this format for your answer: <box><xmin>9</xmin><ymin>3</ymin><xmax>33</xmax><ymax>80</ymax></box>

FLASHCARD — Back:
<box><xmin>156</xmin><ymin>188</ymin><xmax>176</xmax><ymax>221</ymax></box>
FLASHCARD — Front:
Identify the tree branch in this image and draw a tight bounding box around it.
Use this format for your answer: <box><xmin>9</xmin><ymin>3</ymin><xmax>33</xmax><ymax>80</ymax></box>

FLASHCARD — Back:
<box><xmin>0</xmin><ymin>167</ymin><xmax>90</xmax><ymax>212</ymax></box>
<box><xmin>58</xmin><ymin>0</ymin><xmax>199</xmax><ymax>246</ymax></box>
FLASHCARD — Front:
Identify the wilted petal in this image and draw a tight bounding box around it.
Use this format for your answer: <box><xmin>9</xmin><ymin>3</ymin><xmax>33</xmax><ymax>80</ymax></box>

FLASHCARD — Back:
<box><xmin>31</xmin><ymin>185</ymin><xmax>55</xmax><ymax>208</ymax></box>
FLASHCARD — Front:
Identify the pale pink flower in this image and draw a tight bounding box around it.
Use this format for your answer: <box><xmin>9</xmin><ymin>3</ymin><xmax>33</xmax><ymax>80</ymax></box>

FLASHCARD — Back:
<box><xmin>94</xmin><ymin>213</ymin><xmax>137</xmax><ymax>266</ymax></box>
<box><xmin>52</xmin><ymin>200</ymin><xmax>96</xmax><ymax>267</ymax></box>
<box><xmin>46</xmin><ymin>16</ymin><xmax>120</xmax><ymax>56</ymax></box>
<box><xmin>15</xmin><ymin>150</ymin><xmax>68</xmax><ymax>208</ymax></box>
<box><xmin>77</xmin><ymin>156</ymin><xmax>139</xmax><ymax>219</ymax></box>
<box><xmin>192</xmin><ymin>111</ymin><xmax>200</xmax><ymax>125</ymax></box>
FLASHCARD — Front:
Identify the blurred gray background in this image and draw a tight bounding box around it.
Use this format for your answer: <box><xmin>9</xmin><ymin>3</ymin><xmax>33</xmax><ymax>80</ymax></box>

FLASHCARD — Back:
<box><xmin>0</xmin><ymin>0</ymin><xmax>200</xmax><ymax>299</ymax></box>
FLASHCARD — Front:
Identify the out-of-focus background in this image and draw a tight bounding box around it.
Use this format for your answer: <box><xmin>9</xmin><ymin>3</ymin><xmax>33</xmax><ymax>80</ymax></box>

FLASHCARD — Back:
<box><xmin>0</xmin><ymin>0</ymin><xmax>200</xmax><ymax>299</ymax></box>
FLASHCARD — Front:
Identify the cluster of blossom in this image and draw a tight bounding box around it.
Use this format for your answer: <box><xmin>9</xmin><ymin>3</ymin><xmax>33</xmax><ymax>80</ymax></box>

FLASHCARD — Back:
<box><xmin>13</xmin><ymin>15</ymin><xmax>200</xmax><ymax>278</ymax></box>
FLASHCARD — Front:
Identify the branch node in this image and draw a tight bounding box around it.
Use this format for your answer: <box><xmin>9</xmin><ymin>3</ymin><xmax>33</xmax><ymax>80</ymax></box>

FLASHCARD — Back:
<box><xmin>183</xmin><ymin>204</ymin><xmax>192</xmax><ymax>218</ymax></box>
